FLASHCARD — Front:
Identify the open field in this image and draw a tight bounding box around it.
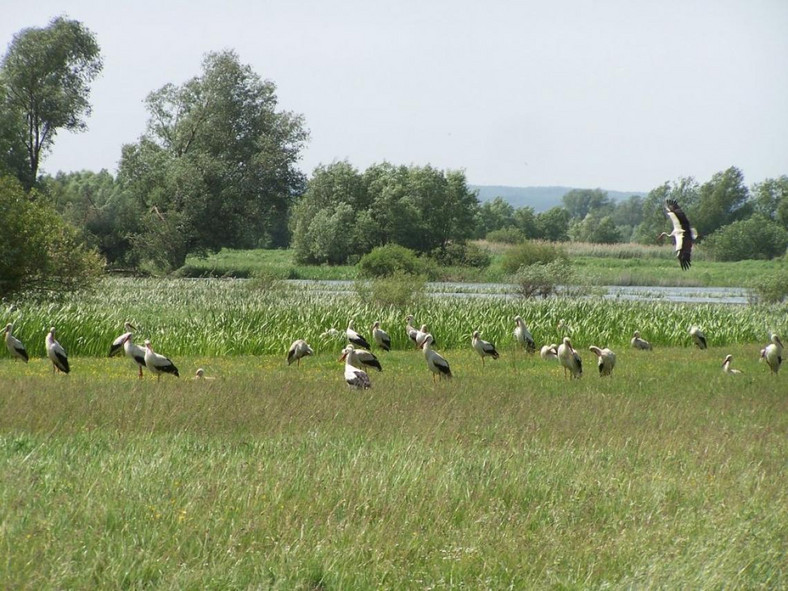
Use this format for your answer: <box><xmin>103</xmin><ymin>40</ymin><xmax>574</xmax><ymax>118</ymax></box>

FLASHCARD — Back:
<box><xmin>1</xmin><ymin>345</ymin><xmax>785</xmax><ymax>589</ymax></box>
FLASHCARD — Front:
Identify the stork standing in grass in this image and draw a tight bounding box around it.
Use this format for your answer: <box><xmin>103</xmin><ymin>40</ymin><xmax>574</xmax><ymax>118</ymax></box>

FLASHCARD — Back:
<box><xmin>339</xmin><ymin>346</ymin><xmax>372</xmax><ymax>389</ymax></box>
<box><xmin>405</xmin><ymin>315</ymin><xmax>420</xmax><ymax>347</ymax></box>
<box><xmin>471</xmin><ymin>330</ymin><xmax>499</xmax><ymax>366</ymax></box>
<box><xmin>658</xmin><ymin>198</ymin><xmax>696</xmax><ymax>270</ymax></box>
<box><xmin>144</xmin><ymin>340</ymin><xmax>179</xmax><ymax>380</ymax></box>
<box><xmin>45</xmin><ymin>327</ymin><xmax>70</xmax><ymax>374</ymax></box>
<box><xmin>346</xmin><ymin>320</ymin><xmax>371</xmax><ymax>350</ymax></box>
<box><xmin>690</xmin><ymin>326</ymin><xmax>707</xmax><ymax>349</ymax></box>
<box><xmin>120</xmin><ymin>333</ymin><xmax>146</xmax><ymax>378</ymax></box>
<box><xmin>631</xmin><ymin>331</ymin><xmax>652</xmax><ymax>351</ymax></box>
<box><xmin>761</xmin><ymin>333</ymin><xmax>783</xmax><ymax>375</ymax></box>
<box><xmin>371</xmin><ymin>321</ymin><xmax>391</xmax><ymax>352</ymax></box>
<box><xmin>341</xmin><ymin>344</ymin><xmax>382</xmax><ymax>372</ymax></box>
<box><xmin>589</xmin><ymin>345</ymin><xmax>616</xmax><ymax>376</ymax></box>
<box><xmin>540</xmin><ymin>343</ymin><xmax>559</xmax><ymax>361</ymax></box>
<box><xmin>287</xmin><ymin>339</ymin><xmax>313</xmax><ymax>366</ymax></box>
<box><xmin>421</xmin><ymin>334</ymin><xmax>452</xmax><ymax>381</ymax></box>
<box><xmin>722</xmin><ymin>355</ymin><xmax>742</xmax><ymax>375</ymax></box>
<box><xmin>513</xmin><ymin>315</ymin><xmax>536</xmax><ymax>353</ymax></box>
<box><xmin>557</xmin><ymin>337</ymin><xmax>582</xmax><ymax>379</ymax></box>
<box><xmin>109</xmin><ymin>322</ymin><xmax>136</xmax><ymax>357</ymax></box>
<box><xmin>4</xmin><ymin>323</ymin><xmax>28</xmax><ymax>362</ymax></box>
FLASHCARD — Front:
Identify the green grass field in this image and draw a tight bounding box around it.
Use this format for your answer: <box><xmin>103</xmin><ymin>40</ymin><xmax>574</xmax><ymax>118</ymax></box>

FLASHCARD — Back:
<box><xmin>1</xmin><ymin>345</ymin><xmax>785</xmax><ymax>589</ymax></box>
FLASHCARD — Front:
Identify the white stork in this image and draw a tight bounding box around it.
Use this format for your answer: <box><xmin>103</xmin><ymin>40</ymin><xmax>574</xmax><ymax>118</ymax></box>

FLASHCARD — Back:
<box><xmin>589</xmin><ymin>345</ymin><xmax>616</xmax><ymax>376</ymax></box>
<box><xmin>287</xmin><ymin>339</ymin><xmax>314</xmax><ymax>366</ymax></box>
<box><xmin>143</xmin><ymin>340</ymin><xmax>179</xmax><ymax>380</ymax></box>
<box><xmin>4</xmin><ymin>323</ymin><xmax>28</xmax><ymax>362</ymax></box>
<box><xmin>120</xmin><ymin>333</ymin><xmax>146</xmax><ymax>378</ymax></box>
<box><xmin>658</xmin><ymin>198</ymin><xmax>696</xmax><ymax>270</ymax></box>
<box><xmin>416</xmin><ymin>324</ymin><xmax>431</xmax><ymax>348</ymax></box>
<box><xmin>762</xmin><ymin>333</ymin><xmax>783</xmax><ymax>375</ymax></box>
<box><xmin>421</xmin><ymin>334</ymin><xmax>452</xmax><ymax>381</ymax></box>
<box><xmin>722</xmin><ymin>355</ymin><xmax>742</xmax><ymax>375</ymax></box>
<box><xmin>557</xmin><ymin>337</ymin><xmax>582</xmax><ymax>379</ymax></box>
<box><xmin>513</xmin><ymin>315</ymin><xmax>536</xmax><ymax>353</ymax></box>
<box><xmin>631</xmin><ymin>331</ymin><xmax>652</xmax><ymax>351</ymax></box>
<box><xmin>109</xmin><ymin>322</ymin><xmax>136</xmax><ymax>357</ymax></box>
<box><xmin>346</xmin><ymin>320</ymin><xmax>371</xmax><ymax>350</ymax></box>
<box><xmin>194</xmin><ymin>368</ymin><xmax>216</xmax><ymax>380</ymax></box>
<box><xmin>339</xmin><ymin>347</ymin><xmax>372</xmax><ymax>389</ymax></box>
<box><xmin>540</xmin><ymin>343</ymin><xmax>559</xmax><ymax>361</ymax></box>
<box><xmin>340</xmin><ymin>344</ymin><xmax>382</xmax><ymax>372</ymax></box>
<box><xmin>405</xmin><ymin>315</ymin><xmax>420</xmax><ymax>347</ymax></box>
<box><xmin>45</xmin><ymin>327</ymin><xmax>70</xmax><ymax>374</ymax></box>
<box><xmin>471</xmin><ymin>330</ymin><xmax>499</xmax><ymax>365</ymax></box>
<box><xmin>371</xmin><ymin>321</ymin><xmax>391</xmax><ymax>351</ymax></box>
<box><xmin>690</xmin><ymin>326</ymin><xmax>707</xmax><ymax>349</ymax></box>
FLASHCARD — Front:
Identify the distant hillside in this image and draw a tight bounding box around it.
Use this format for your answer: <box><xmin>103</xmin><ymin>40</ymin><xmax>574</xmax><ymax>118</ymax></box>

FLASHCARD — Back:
<box><xmin>470</xmin><ymin>185</ymin><xmax>647</xmax><ymax>212</ymax></box>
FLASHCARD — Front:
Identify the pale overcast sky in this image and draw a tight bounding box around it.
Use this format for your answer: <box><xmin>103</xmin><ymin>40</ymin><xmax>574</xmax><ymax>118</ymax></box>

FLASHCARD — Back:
<box><xmin>3</xmin><ymin>0</ymin><xmax>787</xmax><ymax>192</ymax></box>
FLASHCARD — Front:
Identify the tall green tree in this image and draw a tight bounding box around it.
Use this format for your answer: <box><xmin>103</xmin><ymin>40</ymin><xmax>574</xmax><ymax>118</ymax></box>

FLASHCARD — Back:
<box><xmin>693</xmin><ymin>166</ymin><xmax>751</xmax><ymax>237</ymax></box>
<box><xmin>752</xmin><ymin>176</ymin><xmax>788</xmax><ymax>230</ymax></box>
<box><xmin>475</xmin><ymin>197</ymin><xmax>515</xmax><ymax>238</ymax></box>
<box><xmin>535</xmin><ymin>207</ymin><xmax>570</xmax><ymax>241</ymax></box>
<box><xmin>0</xmin><ymin>17</ymin><xmax>102</xmax><ymax>190</ymax></box>
<box><xmin>118</xmin><ymin>50</ymin><xmax>308</xmax><ymax>271</ymax></box>
<box><xmin>562</xmin><ymin>188</ymin><xmax>613</xmax><ymax>220</ymax></box>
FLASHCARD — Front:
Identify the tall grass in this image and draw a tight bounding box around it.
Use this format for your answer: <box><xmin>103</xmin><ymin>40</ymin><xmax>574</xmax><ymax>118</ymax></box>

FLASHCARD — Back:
<box><xmin>2</xmin><ymin>278</ymin><xmax>785</xmax><ymax>359</ymax></box>
<box><xmin>1</xmin><ymin>347</ymin><xmax>785</xmax><ymax>588</ymax></box>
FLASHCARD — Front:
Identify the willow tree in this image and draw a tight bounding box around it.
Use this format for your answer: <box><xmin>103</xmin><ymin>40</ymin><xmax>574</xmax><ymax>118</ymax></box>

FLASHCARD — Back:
<box><xmin>0</xmin><ymin>17</ymin><xmax>102</xmax><ymax>190</ymax></box>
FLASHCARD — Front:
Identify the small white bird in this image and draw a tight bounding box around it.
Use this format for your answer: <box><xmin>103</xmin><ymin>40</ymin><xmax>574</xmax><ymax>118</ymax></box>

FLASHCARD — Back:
<box><xmin>513</xmin><ymin>315</ymin><xmax>536</xmax><ymax>353</ymax></box>
<box><xmin>589</xmin><ymin>345</ymin><xmax>616</xmax><ymax>377</ymax></box>
<box><xmin>371</xmin><ymin>321</ymin><xmax>391</xmax><ymax>352</ymax></box>
<box><xmin>194</xmin><ymin>368</ymin><xmax>216</xmax><ymax>380</ymax></box>
<box><xmin>340</xmin><ymin>344</ymin><xmax>382</xmax><ymax>372</ymax></box>
<box><xmin>762</xmin><ymin>333</ymin><xmax>783</xmax><ymax>375</ymax></box>
<box><xmin>722</xmin><ymin>355</ymin><xmax>742</xmax><ymax>375</ymax></box>
<box><xmin>421</xmin><ymin>334</ymin><xmax>452</xmax><ymax>381</ymax></box>
<box><xmin>471</xmin><ymin>330</ymin><xmax>499</xmax><ymax>366</ymax></box>
<box><xmin>287</xmin><ymin>339</ymin><xmax>314</xmax><ymax>367</ymax></box>
<box><xmin>631</xmin><ymin>331</ymin><xmax>652</xmax><ymax>351</ymax></box>
<box><xmin>540</xmin><ymin>343</ymin><xmax>559</xmax><ymax>361</ymax></box>
<box><xmin>339</xmin><ymin>347</ymin><xmax>372</xmax><ymax>389</ymax></box>
<box><xmin>346</xmin><ymin>319</ymin><xmax>371</xmax><ymax>350</ymax></box>
<box><xmin>4</xmin><ymin>323</ymin><xmax>28</xmax><ymax>362</ymax></box>
<box><xmin>109</xmin><ymin>322</ymin><xmax>136</xmax><ymax>357</ymax></box>
<box><xmin>45</xmin><ymin>327</ymin><xmax>70</xmax><ymax>374</ymax></box>
<box><xmin>690</xmin><ymin>326</ymin><xmax>707</xmax><ymax>349</ymax></box>
<box><xmin>557</xmin><ymin>337</ymin><xmax>582</xmax><ymax>379</ymax></box>
<box><xmin>143</xmin><ymin>340</ymin><xmax>179</xmax><ymax>380</ymax></box>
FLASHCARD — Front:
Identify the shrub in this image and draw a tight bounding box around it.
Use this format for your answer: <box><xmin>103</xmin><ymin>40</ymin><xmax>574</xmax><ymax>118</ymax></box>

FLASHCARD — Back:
<box><xmin>703</xmin><ymin>215</ymin><xmax>788</xmax><ymax>261</ymax></box>
<box><xmin>354</xmin><ymin>271</ymin><xmax>427</xmax><ymax>307</ymax></box>
<box><xmin>749</xmin><ymin>267</ymin><xmax>788</xmax><ymax>304</ymax></box>
<box><xmin>358</xmin><ymin>244</ymin><xmax>433</xmax><ymax>278</ymax></box>
<box><xmin>511</xmin><ymin>260</ymin><xmax>575</xmax><ymax>299</ymax></box>
<box><xmin>485</xmin><ymin>227</ymin><xmax>526</xmax><ymax>244</ymax></box>
<box><xmin>429</xmin><ymin>242</ymin><xmax>491</xmax><ymax>268</ymax></box>
<box><xmin>500</xmin><ymin>240</ymin><xmax>568</xmax><ymax>275</ymax></box>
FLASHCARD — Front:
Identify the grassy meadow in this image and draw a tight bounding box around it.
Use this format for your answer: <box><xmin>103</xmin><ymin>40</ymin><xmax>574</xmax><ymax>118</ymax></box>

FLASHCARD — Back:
<box><xmin>2</xmin><ymin>276</ymin><xmax>786</xmax><ymax>588</ymax></box>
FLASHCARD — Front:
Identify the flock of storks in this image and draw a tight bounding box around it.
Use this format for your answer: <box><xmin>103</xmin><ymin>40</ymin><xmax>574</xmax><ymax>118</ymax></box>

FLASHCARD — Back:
<box><xmin>2</xmin><ymin>200</ymin><xmax>783</xmax><ymax>385</ymax></box>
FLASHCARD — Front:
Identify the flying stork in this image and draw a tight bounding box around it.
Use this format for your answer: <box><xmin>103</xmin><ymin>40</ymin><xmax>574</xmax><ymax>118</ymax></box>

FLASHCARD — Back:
<box><xmin>722</xmin><ymin>355</ymin><xmax>742</xmax><ymax>375</ymax></box>
<box><xmin>557</xmin><ymin>337</ymin><xmax>582</xmax><ymax>379</ymax></box>
<box><xmin>690</xmin><ymin>326</ymin><xmax>707</xmax><ymax>349</ymax></box>
<box><xmin>513</xmin><ymin>315</ymin><xmax>536</xmax><ymax>353</ymax></box>
<box><xmin>45</xmin><ymin>327</ymin><xmax>70</xmax><ymax>374</ymax></box>
<box><xmin>371</xmin><ymin>321</ymin><xmax>391</xmax><ymax>351</ymax></box>
<box><xmin>4</xmin><ymin>323</ymin><xmax>28</xmax><ymax>362</ymax></box>
<box><xmin>471</xmin><ymin>330</ymin><xmax>499</xmax><ymax>366</ymax></box>
<box><xmin>421</xmin><ymin>334</ymin><xmax>452</xmax><ymax>381</ymax></box>
<box><xmin>287</xmin><ymin>339</ymin><xmax>314</xmax><ymax>366</ymax></box>
<box><xmin>658</xmin><ymin>199</ymin><xmax>696</xmax><ymax>270</ymax></box>
<box><xmin>589</xmin><ymin>345</ymin><xmax>616</xmax><ymax>376</ymax></box>
<box><xmin>143</xmin><ymin>340</ymin><xmax>179</xmax><ymax>380</ymax></box>
<box><xmin>339</xmin><ymin>346</ymin><xmax>372</xmax><ymax>389</ymax></box>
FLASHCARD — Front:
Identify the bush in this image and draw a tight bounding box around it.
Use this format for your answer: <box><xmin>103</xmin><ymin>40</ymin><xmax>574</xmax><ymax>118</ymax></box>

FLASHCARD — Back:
<box><xmin>500</xmin><ymin>240</ymin><xmax>568</xmax><ymax>275</ymax></box>
<box><xmin>358</xmin><ymin>244</ymin><xmax>434</xmax><ymax>278</ymax></box>
<box><xmin>703</xmin><ymin>215</ymin><xmax>788</xmax><ymax>261</ymax></box>
<box><xmin>749</xmin><ymin>267</ymin><xmax>788</xmax><ymax>304</ymax></box>
<box><xmin>511</xmin><ymin>260</ymin><xmax>575</xmax><ymax>299</ymax></box>
<box><xmin>354</xmin><ymin>271</ymin><xmax>427</xmax><ymax>307</ymax></box>
<box><xmin>485</xmin><ymin>227</ymin><xmax>526</xmax><ymax>244</ymax></box>
<box><xmin>429</xmin><ymin>242</ymin><xmax>491</xmax><ymax>268</ymax></box>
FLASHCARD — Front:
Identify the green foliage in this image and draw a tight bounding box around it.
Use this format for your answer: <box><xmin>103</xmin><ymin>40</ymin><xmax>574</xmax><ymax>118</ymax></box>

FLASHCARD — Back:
<box><xmin>562</xmin><ymin>188</ymin><xmax>614</xmax><ymax>220</ymax></box>
<box><xmin>568</xmin><ymin>214</ymin><xmax>623</xmax><ymax>244</ymax></box>
<box><xmin>511</xmin><ymin>260</ymin><xmax>575</xmax><ymax>298</ymax></box>
<box><xmin>354</xmin><ymin>271</ymin><xmax>427</xmax><ymax>308</ymax></box>
<box><xmin>0</xmin><ymin>176</ymin><xmax>104</xmax><ymax>298</ymax></box>
<box><xmin>485</xmin><ymin>227</ymin><xmax>526</xmax><ymax>244</ymax></box>
<box><xmin>357</xmin><ymin>244</ymin><xmax>432</xmax><ymax>278</ymax></box>
<box><xmin>475</xmin><ymin>196</ymin><xmax>515</xmax><ymax>238</ymax></box>
<box><xmin>429</xmin><ymin>242</ymin><xmax>491</xmax><ymax>268</ymax></box>
<box><xmin>535</xmin><ymin>206</ymin><xmax>571</xmax><ymax>241</ymax></box>
<box><xmin>752</xmin><ymin>175</ymin><xmax>788</xmax><ymax>230</ymax></box>
<box><xmin>693</xmin><ymin>167</ymin><xmax>752</xmax><ymax>238</ymax></box>
<box><xmin>703</xmin><ymin>215</ymin><xmax>788</xmax><ymax>261</ymax></box>
<box><xmin>500</xmin><ymin>240</ymin><xmax>568</xmax><ymax>275</ymax></box>
<box><xmin>117</xmin><ymin>50</ymin><xmax>308</xmax><ymax>270</ymax></box>
<box><xmin>0</xmin><ymin>17</ymin><xmax>102</xmax><ymax>189</ymax></box>
<box><xmin>749</xmin><ymin>267</ymin><xmax>788</xmax><ymax>304</ymax></box>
